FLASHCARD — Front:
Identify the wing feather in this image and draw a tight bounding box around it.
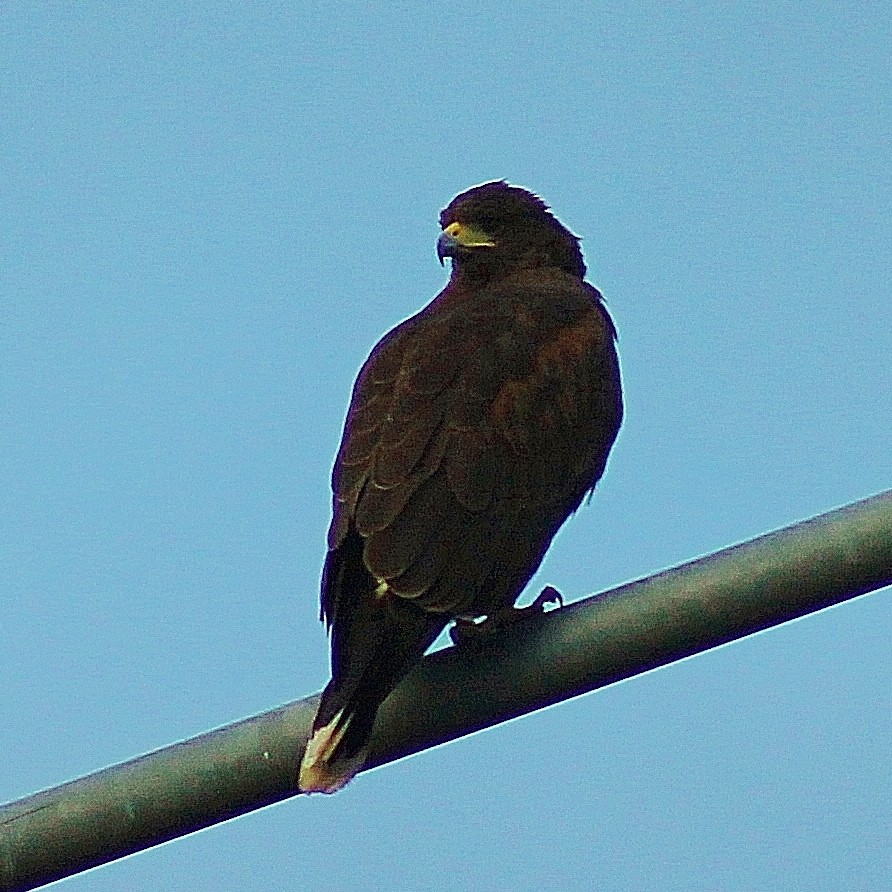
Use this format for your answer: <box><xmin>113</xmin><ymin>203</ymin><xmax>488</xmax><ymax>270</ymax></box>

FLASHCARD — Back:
<box><xmin>324</xmin><ymin>275</ymin><xmax>622</xmax><ymax>623</ymax></box>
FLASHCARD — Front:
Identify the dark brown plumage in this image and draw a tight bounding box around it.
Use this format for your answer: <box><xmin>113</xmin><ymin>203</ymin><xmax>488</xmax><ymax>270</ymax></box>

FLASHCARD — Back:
<box><xmin>299</xmin><ymin>182</ymin><xmax>623</xmax><ymax>793</ymax></box>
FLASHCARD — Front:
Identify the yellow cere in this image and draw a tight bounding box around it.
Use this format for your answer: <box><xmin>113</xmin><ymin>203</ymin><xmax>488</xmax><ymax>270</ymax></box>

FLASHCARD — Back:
<box><xmin>444</xmin><ymin>221</ymin><xmax>495</xmax><ymax>248</ymax></box>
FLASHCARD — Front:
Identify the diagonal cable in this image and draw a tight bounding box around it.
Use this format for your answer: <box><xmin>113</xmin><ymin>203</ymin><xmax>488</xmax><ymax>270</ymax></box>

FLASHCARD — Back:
<box><xmin>1</xmin><ymin>490</ymin><xmax>890</xmax><ymax>891</ymax></box>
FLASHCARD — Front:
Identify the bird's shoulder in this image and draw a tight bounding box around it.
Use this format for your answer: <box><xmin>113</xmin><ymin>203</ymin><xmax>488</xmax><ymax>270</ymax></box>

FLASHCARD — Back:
<box><xmin>339</xmin><ymin>272</ymin><xmax>611</xmax><ymax>458</ymax></box>
<box><xmin>331</xmin><ymin>273</ymin><xmax>618</xmax><ymax>529</ymax></box>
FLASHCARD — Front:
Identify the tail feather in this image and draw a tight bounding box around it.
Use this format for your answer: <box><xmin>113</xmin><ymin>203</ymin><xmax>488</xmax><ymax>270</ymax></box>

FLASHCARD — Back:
<box><xmin>299</xmin><ymin>708</ymin><xmax>366</xmax><ymax>794</ymax></box>
<box><xmin>299</xmin><ymin>591</ymin><xmax>446</xmax><ymax>793</ymax></box>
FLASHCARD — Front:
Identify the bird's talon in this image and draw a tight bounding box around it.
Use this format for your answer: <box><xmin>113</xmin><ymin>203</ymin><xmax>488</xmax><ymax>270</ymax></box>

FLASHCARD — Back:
<box><xmin>449</xmin><ymin>586</ymin><xmax>565</xmax><ymax>646</ymax></box>
<box><xmin>532</xmin><ymin>585</ymin><xmax>564</xmax><ymax>611</ymax></box>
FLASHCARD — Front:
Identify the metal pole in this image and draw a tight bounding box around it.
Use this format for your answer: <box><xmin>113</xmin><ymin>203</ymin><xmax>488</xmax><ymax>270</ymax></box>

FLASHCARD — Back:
<box><xmin>2</xmin><ymin>490</ymin><xmax>890</xmax><ymax>891</ymax></box>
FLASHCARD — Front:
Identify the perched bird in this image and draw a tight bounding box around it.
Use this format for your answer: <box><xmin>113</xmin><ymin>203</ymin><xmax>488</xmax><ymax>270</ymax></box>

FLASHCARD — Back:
<box><xmin>298</xmin><ymin>181</ymin><xmax>623</xmax><ymax>793</ymax></box>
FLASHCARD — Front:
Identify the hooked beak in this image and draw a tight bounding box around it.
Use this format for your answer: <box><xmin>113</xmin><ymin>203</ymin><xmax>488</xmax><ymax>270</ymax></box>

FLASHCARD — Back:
<box><xmin>437</xmin><ymin>230</ymin><xmax>459</xmax><ymax>265</ymax></box>
<box><xmin>436</xmin><ymin>221</ymin><xmax>495</xmax><ymax>265</ymax></box>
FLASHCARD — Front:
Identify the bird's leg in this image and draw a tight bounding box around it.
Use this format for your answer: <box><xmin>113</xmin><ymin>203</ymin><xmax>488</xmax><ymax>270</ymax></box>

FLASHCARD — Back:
<box><xmin>449</xmin><ymin>586</ymin><xmax>564</xmax><ymax>646</ymax></box>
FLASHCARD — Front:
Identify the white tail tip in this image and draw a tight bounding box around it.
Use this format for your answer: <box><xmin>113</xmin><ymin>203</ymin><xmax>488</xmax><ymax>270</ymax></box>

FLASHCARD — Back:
<box><xmin>298</xmin><ymin>709</ymin><xmax>367</xmax><ymax>794</ymax></box>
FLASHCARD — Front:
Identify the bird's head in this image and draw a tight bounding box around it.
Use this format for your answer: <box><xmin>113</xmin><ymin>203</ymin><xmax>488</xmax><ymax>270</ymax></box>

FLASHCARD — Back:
<box><xmin>437</xmin><ymin>181</ymin><xmax>586</xmax><ymax>280</ymax></box>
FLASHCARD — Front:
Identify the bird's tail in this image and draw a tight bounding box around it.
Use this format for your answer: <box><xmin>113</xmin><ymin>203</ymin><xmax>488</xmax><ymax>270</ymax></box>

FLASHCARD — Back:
<box><xmin>299</xmin><ymin>594</ymin><xmax>446</xmax><ymax>794</ymax></box>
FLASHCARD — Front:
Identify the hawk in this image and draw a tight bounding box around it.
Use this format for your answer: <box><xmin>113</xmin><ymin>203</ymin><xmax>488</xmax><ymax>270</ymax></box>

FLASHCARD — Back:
<box><xmin>299</xmin><ymin>182</ymin><xmax>623</xmax><ymax>793</ymax></box>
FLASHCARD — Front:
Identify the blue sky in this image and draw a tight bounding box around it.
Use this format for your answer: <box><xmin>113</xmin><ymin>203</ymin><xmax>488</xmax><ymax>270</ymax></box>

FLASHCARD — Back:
<box><xmin>2</xmin><ymin>3</ymin><xmax>890</xmax><ymax>890</ymax></box>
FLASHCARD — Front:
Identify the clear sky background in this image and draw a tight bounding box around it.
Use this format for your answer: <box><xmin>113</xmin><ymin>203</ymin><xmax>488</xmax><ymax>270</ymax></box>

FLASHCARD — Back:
<box><xmin>2</xmin><ymin>4</ymin><xmax>890</xmax><ymax>890</ymax></box>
